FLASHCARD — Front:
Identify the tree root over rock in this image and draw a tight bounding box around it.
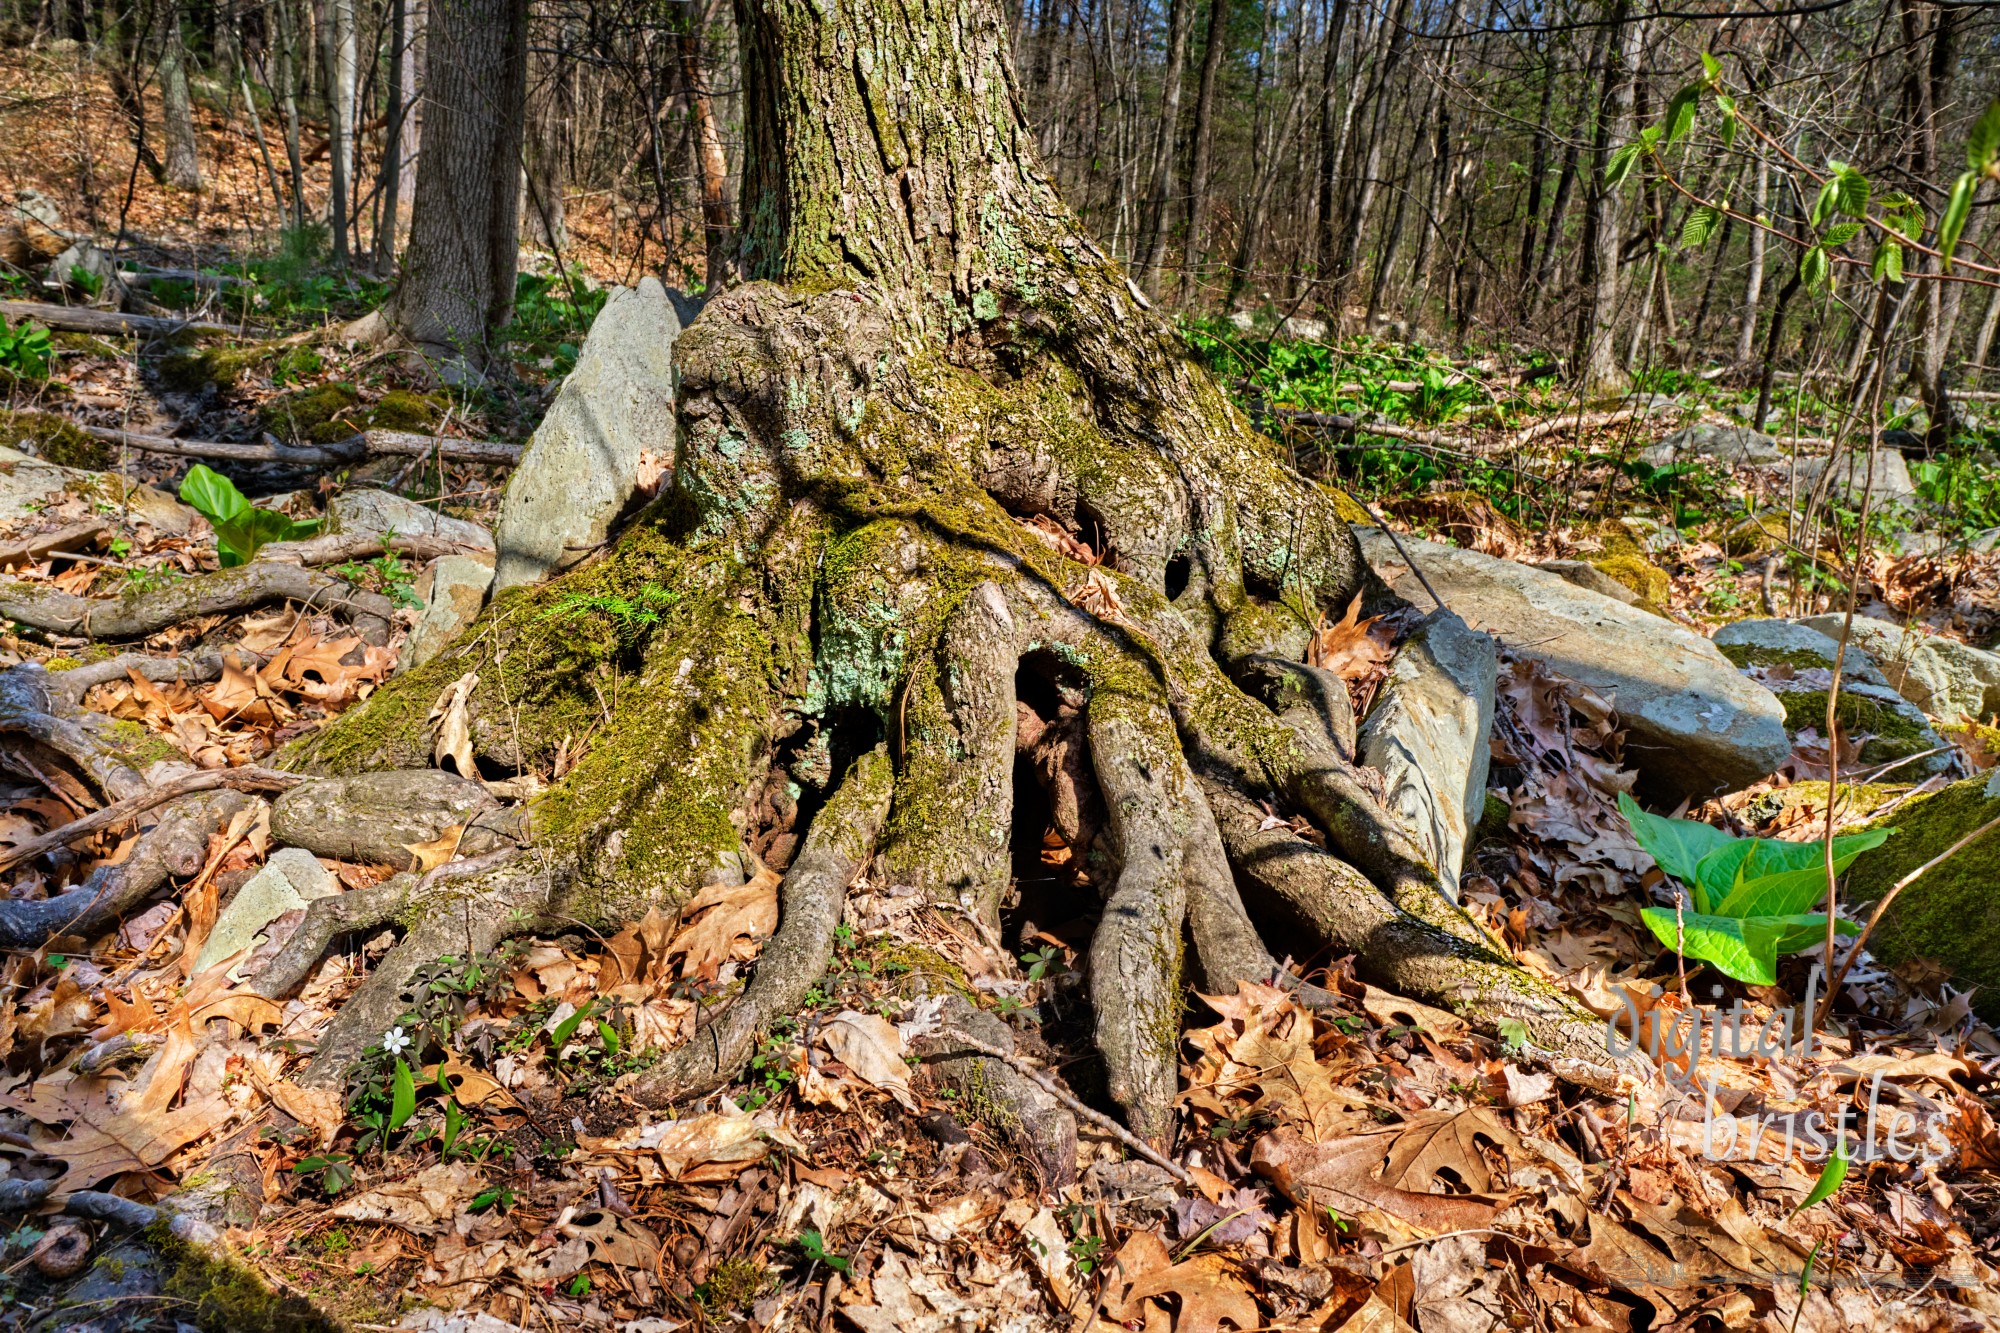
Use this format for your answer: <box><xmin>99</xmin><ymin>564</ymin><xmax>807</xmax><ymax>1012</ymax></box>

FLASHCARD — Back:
<box><xmin>0</xmin><ymin>561</ymin><xmax>395</xmax><ymax>641</ymax></box>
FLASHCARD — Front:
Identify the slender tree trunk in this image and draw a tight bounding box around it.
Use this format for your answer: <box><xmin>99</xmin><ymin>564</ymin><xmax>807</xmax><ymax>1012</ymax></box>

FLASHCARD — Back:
<box><xmin>1134</xmin><ymin>0</ymin><xmax>1194</xmax><ymax>295</ymax></box>
<box><xmin>1183</xmin><ymin>0</ymin><xmax>1229</xmax><ymax>297</ymax></box>
<box><xmin>1312</xmin><ymin>0</ymin><xmax>1351</xmax><ymax>303</ymax></box>
<box><xmin>679</xmin><ymin>0</ymin><xmax>733</xmax><ymax>291</ymax></box>
<box><xmin>1574</xmin><ymin>2</ymin><xmax>1636</xmax><ymax>393</ymax></box>
<box><xmin>323</xmin><ymin>0</ymin><xmax>357</xmax><ymax>263</ymax></box>
<box><xmin>160</xmin><ymin>2</ymin><xmax>203</xmax><ymax>191</ymax></box>
<box><xmin>522</xmin><ymin>19</ymin><xmax>568</xmax><ymax>251</ymax></box>
<box><xmin>387</xmin><ymin>0</ymin><xmax>531</xmax><ymax>363</ymax></box>
<box><xmin>373</xmin><ymin>0</ymin><xmax>409</xmax><ymax>269</ymax></box>
<box><xmin>1225</xmin><ymin>12</ymin><xmax>1308</xmax><ymax>311</ymax></box>
<box><xmin>1516</xmin><ymin>39</ymin><xmax>1553</xmax><ymax>317</ymax></box>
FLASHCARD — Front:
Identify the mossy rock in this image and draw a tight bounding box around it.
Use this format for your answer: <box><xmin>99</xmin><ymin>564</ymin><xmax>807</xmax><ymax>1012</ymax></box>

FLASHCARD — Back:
<box><xmin>158</xmin><ymin>343</ymin><xmax>270</xmax><ymax>393</ymax></box>
<box><xmin>1720</xmin><ymin>512</ymin><xmax>1789</xmax><ymax>558</ymax></box>
<box><xmin>1735</xmin><ymin>779</ymin><xmax>1902</xmax><ymax>829</ymax></box>
<box><xmin>1590</xmin><ymin>552</ymin><xmax>1671</xmax><ymax>606</ymax></box>
<box><xmin>1772</xmin><ymin>686</ymin><xmax>1946</xmax><ymax>770</ymax></box>
<box><xmin>1327</xmin><ymin>485</ymin><xmax>1374</xmax><ymax>526</ymax></box>
<box><xmin>1846</xmin><ymin>772</ymin><xmax>2000</xmax><ymax>1019</ymax></box>
<box><xmin>262</xmin><ymin>381</ymin><xmax>361</xmax><ymax>443</ymax></box>
<box><xmin>0</xmin><ymin>408</ymin><xmax>110</xmax><ymax>469</ymax></box>
<box><xmin>364</xmin><ymin>388</ymin><xmax>446</xmax><ymax>432</ymax></box>
<box><xmin>147</xmin><ymin>1221</ymin><xmax>344</xmax><ymax>1332</ymax></box>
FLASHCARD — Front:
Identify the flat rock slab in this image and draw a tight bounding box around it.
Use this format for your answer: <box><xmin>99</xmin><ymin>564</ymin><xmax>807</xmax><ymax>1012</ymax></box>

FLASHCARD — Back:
<box><xmin>1712</xmin><ymin>618</ymin><xmax>1950</xmax><ymax>775</ymax></box>
<box><xmin>493</xmin><ymin>276</ymin><xmax>681</xmax><ymax>592</ymax></box>
<box><xmin>1358</xmin><ymin>608</ymin><xmax>1496</xmax><ymax>900</ymax></box>
<box><xmin>272</xmin><ymin>770</ymin><xmax>499</xmax><ymax>869</ymax></box>
<box><xmin>1796</xmin><ymin>614</ymin><xmax>2000</xmax><ymax>723</ymax></box>
<box><xmin>1356</xmin><ymin>531</ymin><xmax>1789</xmax><ymax>803</ymax></box>
<box><xmin>1639</xmin><ymin>424</ymin><xmax>1781</xmax><ymax>467</ymax></box>
<box><xmin>1776</xmin><ymin>448</ymin><xmax>1915</xmax><ymax>506</ymax></box>
<box><xmin>1535</xmin><ymin>559</ymin><xmax>1642</xmax><ymax>608</ymax></box>
<box><xmin>331</xmin><ymin>488</ymin><xmax>494</xmax><ymax>552</ymax></box>
<box><xmin>401</xmin><ymin>554</ymin><xmax>496</xmax><ymax>673</ymax></box>
<box><xmin>193</xmin><ymin>847</ymin><xmax>339</xmax><ymax>974</ymax></box>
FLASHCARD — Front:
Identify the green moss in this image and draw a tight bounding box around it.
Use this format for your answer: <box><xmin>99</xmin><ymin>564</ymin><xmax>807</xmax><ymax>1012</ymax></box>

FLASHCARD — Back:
<box><xmin>1326</xmin><ymin>486</ymin><xmax>1374</xmax><ymax>526</ymax></box>
<box><xmin>262</xmin><ymin>382</ymin><xmax>361</xmax><ymax>443</ymax></box>
<box><xmin>1846</xmin><ymin>773</ymin><xmax>2000</xmax><ymax>1019</ymax></box>
<box><xmin>1590</xmin><ymin>553</ymin><xmax>1671</xmax><ymax>606</ymax></box>
<box><xmin>876</xmin><ymin>941</ymin><xmax>973</xmax><ymax>997</ymax></box>
<box><xmin>148</xmin><ymin>1221</ymin><xmax>341</xmax><ymax>1333</ymax></box>
<box><xmin>1473</xmin><ymin>791</ymin><xmax>1511</xmax><ymax>842</ymax></box>
<box><xmin>702</xmin><ymin>1257</ymin><xmax>773</xmax><ymax>1312</ymax></box>
<box><xmin>0</xmin><ymin>409</ymin><xmax>111</xmax><ymax>469</ymax></box>
<box><xmin>1721</xmin><ymin>513</ymin><xmax>1789</xmax><ymax>558</ymax></box>
<box><xmin>158</xmin><ymin>344</ymin><xmax>268</xmax><ymax>393</ymax></box>
<box><xmin>1715</xmin><ymin>642</ymin><xmax>1834</xmax><ymax>671</ymax></box>
<box><xmin>1774</xmin><ymin>688</ymin><xmax>1934</xmax><ymax>764</ymax></box>
<box><xmin>52</xmin><ymin>331</ymin><xmax>128</xmax><ymax>358</ymax></box>
<box><xmin>365</xmin><ymin>389</ymin><xmax>445</xmax><ymax>432</ymax></box>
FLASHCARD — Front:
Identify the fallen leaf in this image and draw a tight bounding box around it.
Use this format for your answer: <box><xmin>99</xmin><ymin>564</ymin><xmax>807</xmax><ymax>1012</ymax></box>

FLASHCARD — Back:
<box><xmin>1067</xmin><ymin>566</ymin><xmax>1127</xmax><ymax>622</ymax></box>
<box><xmin>1252</xmin><ymin>1124</ymin><xmax>1502</xmax><ymax>1237</ymax></box>
<box><xmin>818</xmin><ymin>1009</ymin><xmax>917</xmax><ymax>1110</ymax></box>
<box><xmin>664</xmin><ymin>870</ymin><xmax>779</xmax><ymax>981</ymax></box>
<box><xmin>263</xmin><ymin>1078</ymin><xmax>347</xmax><ymax>1149</ymax></box>
<box><xmin>1309</xmin><ymin>593</ymin><xmax>1395</xmax><ymax>682</ymax></box>
<box><xmin>1106</xmin><ymin>1253</ymin><xmax>1260</xmax><ymax>1333</ymax></box>
<box><xmin>330</xmin><ymin>1162</ymin><xmax>484</xmax><ymax>1234</ymax></box>
<box><xmin>404</xmin><ymin>824</ymin><xmax>465</xmax><ymax>874</ymax></box>
<box><xmin>427</xmin><ymin>672</ymin><xmax>480</xmax><ymax>778</ymax></box>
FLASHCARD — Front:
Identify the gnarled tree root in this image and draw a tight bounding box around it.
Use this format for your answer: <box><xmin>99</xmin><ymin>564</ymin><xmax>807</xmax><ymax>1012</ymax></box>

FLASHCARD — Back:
<box><xmin>0</xmin><ymin>561</ymin><xmax>395</xmax><ymax>642</ymax></box>
<box><xmin>912</xmin><ymin>993</ymin><xmax>1078</xmax><ymax>1190</ymax></box>
<box><xmin>623</xmin><ymin>749</ymin><xmax>894</xmax><ymax>1105</ymax></box>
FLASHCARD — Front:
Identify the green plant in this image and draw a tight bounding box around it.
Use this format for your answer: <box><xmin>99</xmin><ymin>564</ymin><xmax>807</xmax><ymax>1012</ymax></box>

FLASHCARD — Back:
<box><xmin>333</xmin><ymin>550</ymin><xmax>423</xmax><ymax>610</ymax></box>
<box><xmin>1618</xmin><ymin>793</ymin><xmax>1891</xmax><ymax>983</ymax></box>
<box><xmin>0</xmin><ymin>319</ymin><xmax>52</xmax><ymax>380</ymax></box>
<box><xmin>177</xmin><ymin>464</ymin><xmax>321</xmax><ymax>565</ymax></box>
<box><xmin>67</xmin><ymin>264</ymin><xmax>104</xmax><ymax>300</ymax></box>
<box><xmin>796</xmin><ymin>1229</ymin><xmax>851</xmax><ymax>1274</ymax></box>
<box><xmin>291</xmin><ymin>1151</ymin><xmax>355</xmax><ymax>1195</ymax></box>
<box><xmin>545</xmin><ymin>584</ymin><xmax>679</xmax><ymax>639</ymax></box>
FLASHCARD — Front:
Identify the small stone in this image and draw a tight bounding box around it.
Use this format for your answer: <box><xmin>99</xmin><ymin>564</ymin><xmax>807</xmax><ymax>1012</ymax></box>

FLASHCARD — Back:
<box><xmin>1357</xmin><ymin>531</ymin><xmax>1789</xmax><ymax>803</ymax></box>
<box><xmin>493</xmin><ymin>277</ymin><xmax>682</xmax><ymax>591</ymax></box>
<box><xmin>47</xmin><ymin>240</ymin><xmax>124</xmax><ymax>308</ymax></box>
<box><xmin>0</xmin><ymin>444</ymin><xmax>73</xmax><ymax>521</ymax></box>
<box><xmin>400</xmin><ymin>554</ymin><xmax>496</xmax><ymax>672</ymax></box>
<box><xmin>193</xmin><ymin>847</ymin><xmax>339</xmax><ymax>975</ymax></box>
<box><xmin>330</xmin><ymin>488</ymin><xmax>494</xmax><ymax>551</ymax></box>
<box><xmin>1358</xmin><ymin>609</ymin><xmax>1497</xmax><ymax>900</ymax></box>
<box><xmin>1638</xmin><ymin>424</ymin><xmax>1782</xmax><ymax>468</ymax></box>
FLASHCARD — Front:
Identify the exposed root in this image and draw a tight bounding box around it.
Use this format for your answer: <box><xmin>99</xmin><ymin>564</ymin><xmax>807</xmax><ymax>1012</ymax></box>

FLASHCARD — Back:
<box><xmin>0</xmin><ymin>789</ymin><xmax>249</xmax><ymax>947</ymax></box>
<box><xmin>1202</xmin><ymin>777</ymin><xmax>1640</xmax><ymax>1090</ymax></box>
<box><xmin>300</xmin><ymin>853</ymin><xmax>554</xmax><ymax>1085</ymax></box>
<box><xmin>0</xmin><ymin>764</ymin><xmax>303</xmax><ymax>876</ymax></box>
<box><xmin>625</xmin><ymin>749</ymin><xmax>894</xmax><ymax>1106</ymax></box>
<box><xmin>270</xmin><ymin>771</ymin><xmax>519</xmax><ymax>870</ymax></box>
<box><xmin>246</xmin><ymin>874</ymin><xmax>416</xmax><ymax>1001</ymax></box>
<box><xmin>1</xmin><ymin>661</ymin><xmax>153</xmax><ymax>803</ymax></box>
<box><xmin>0</xmin><ymin>561</ymin><xmax>395</xmax><ymax>642</ymax></box>
<box><xmin>910</xmin><ymin>993</ymin><xmax>1079</xmax><ymax>1191</ymax></box>
<box><xmin>44</xmin><ymin>650</ymin><xmax>230</xmax><ymax>705</ymax></box>
<box><xmin>1084</xmin><ymin>697</ymin><xmax>1193</xmax><ymax>1143</ymax></box>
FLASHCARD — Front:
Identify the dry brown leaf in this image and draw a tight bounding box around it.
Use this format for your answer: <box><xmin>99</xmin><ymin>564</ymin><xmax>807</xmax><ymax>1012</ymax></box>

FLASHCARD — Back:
<box><xmin>1067</xmin><ymin>566</ymin><xmax>1127</xmax><ymax>621</ymax></box>
<box><xmin>817</xmin><ymin>1010</ymin><xmax>917</xmax><ymax>1110</ymax></box>
<box><xmin>189</xmin><ymin>991</ymin><xmax>283</xmax><ymax>1033</ymax></box>
<box><xmin>1251</xmin><ymin>1124</ymin><xmax>1502</xmax><ymax>1237</ymax></box>
<box><xmin>427</xmin><ymin>671</ymin><xmax>480</xmax><ymax>778</ymax></box>
<box><xmin>634</xmin><ymin>447</ymin><xmax>670</xmax><ymax>497</ymax></box>
<box><xmin>665</xmin><ymin>869</ymin><xmax>780</xmax><ymax>981</ymax></box>
<box><xmin>1308</xmin><ymin>594</ymin><xmax>1395</xmax><ymax>682</ymax></box>
<box><xmin>261</xmin><ymin>1077</ymin><xmax>347</xmax><ymax>1149</ymax></box>
<box><xmin>1105</xmin><ymin>1253</ymin><xmax>1261</xmax><ymax>1333</ymax></box>
<box><xmin>18</xmin><ymin>976</ymin><xmax>98</xmax><ymax>1049</ymax></box>
<box><xmin>404</xmin><ymin>824</ymin><xmax>465</xmax><ymax>874</ymax></box>
<box><xmin>329</xmin><ymin>1162</ymin><xmax>484</xmax><ymax>1235</ymax></box>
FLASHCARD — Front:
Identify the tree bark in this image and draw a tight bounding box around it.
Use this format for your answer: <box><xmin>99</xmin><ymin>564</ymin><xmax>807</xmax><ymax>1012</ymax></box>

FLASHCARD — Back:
<box><xmin>159</xmin><ymin>2</ymin><xmax>202</xmax><ymax>191</ymax></box>
<box><xmin>1133</xmin><ymin>0</ymin><xmax>1195</xmax><ymax>296</ymax></box>
<box><xmin>1183</xmin><ymin>0</ymin><xmax>1229</xmax><ymax>295</ymax></box>
<box><xmin>1575</xmin><ymin>1</ymin><xmax>1636</xmax><ymax>393</ymax></box>
<box><xmin>678</xmin><ymin>0</ymin><xmax>733</xmax><ymax>291</ymax></box>
<box><xmin>386</xmin><ymin>0</ymin><xmax>530</xmax><ymax>363</ymax></box>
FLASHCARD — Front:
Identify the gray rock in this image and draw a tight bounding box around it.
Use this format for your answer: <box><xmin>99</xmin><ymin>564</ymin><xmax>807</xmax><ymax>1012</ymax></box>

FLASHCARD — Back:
<box><xmin>400</xmin><ymin>554</ymin><xmax>495</xmax><ymax>672</ymax></box>
<box><xmin>272</xmin><ymin>770</ymin><xmax>499</xmax><ymax>869</ymax></box>
<box><xmin>330</xmin><ymin>488</ymin><xmax>494</xmax><ymax>551</ymax></box>
<box><xmin>1639</xmin><ymin>424</ymin><xmax>1781</xmax><ymax>468</ymax></box>
<box><xmin>1356</xmin><ymin>532</ymin><xmax>1790</xmax><ymax>802</ymax></box>
<box><xmin>1797</xmin><ymin>614</ymin><xmax>2000</xmax><ymax>722</ymax></box>
<box><xmin>1782</xmin><ymin>448</ymin><xmax>1915</xmax><ymax>506</ymax></box>
<box><xmin>1970</xmin><ymin>527</ymin><xmax>2000</xmax><ymax>555</ymax></box>
<box><xmin>192</xmin><ymin>847</ymin><xmax>338</xmax><ymax>975</ymax></box>
<box><xmin>1357</xmin><ymin>609</ymin><xmax>1497</xmax><ymax>901</ymax></box>
<box><xmin>47</xmin><ymin>240</ymin><xmax>124</xmax><ymax>308</ymax></box>
<box><xmin>1535</xmin><ymin>560</ymin><xmax>1642</xmax><ymax>607</ymax></box>
<box><xmin>1277</xmin><ymin>315</ymin><xmax>1328</xmax><ymax>341</ymax></box>
<box><xmin>1711</xmin><ymin>618</ymin><xmax>1950</xmax><ymax>775</ymax></box>
<box><xmin>493</xmin><ymin>277</ymin><xmax>681</xmax><ymax>592</ymax></box>
<box><xmin>117</xmin><ymin>482</ymin><xmax>199</xmax><ymax>536</ymax></box>
<box><xmin>0</xmin><ymin>444</ymin><xmax>73</xmax><ymax>521</ymax></box>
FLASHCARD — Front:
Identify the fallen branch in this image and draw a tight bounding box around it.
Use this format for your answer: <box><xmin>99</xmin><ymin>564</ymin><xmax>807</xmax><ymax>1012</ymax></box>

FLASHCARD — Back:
<box><xmin>1504</xmin><ymin>407</ymin><xmax>1643</xmax><ymax>448</ymax></box>
<box><xmin>0</xmin><ymin>764</ymin><xmax>305</xmax><ymax>874</ymax></box>
<box><xmin>0</xmin><ymin>298</ymin><xmax>249</xmax><ymax>339</ymax></box>
<box><xmin>256</xmin><ymin>532</ymin><xmax>490</xmax><ymax>566</ymax></box>
<box><xmin>80</xmin><ymin>423</ymin><xmax>522</xmax><ymax>468</ymax></box>
<box><xmin>44</xmin><ymin>649</ymin><xmax>233</xmax><ymax>703</ymax></box>
<box><xmin>0</xmin><ymin>560</ymin><xmax>396</xmax><ymax>640</ymax></box>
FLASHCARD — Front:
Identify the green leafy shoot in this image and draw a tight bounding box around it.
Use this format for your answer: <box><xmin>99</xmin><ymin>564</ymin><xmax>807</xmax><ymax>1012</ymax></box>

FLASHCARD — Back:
<box><xmin>1617</xmin><ymin>794</ymin><xmax>1890</xmax><ymax>984</ymax></box>
<box><xmin>797</xmin><ymin>1229</ymin><xmax>851</xmax><ymax>1274</ymax></box>
<box><xmin>177</xmin><ymin>464</ymin><xmax>321</xmax><ymax>566</ymax></box>
<box><xmin>1792</xmin><ymin>1147</ymin><xmax>1849</xmax><ymax>1217</ymax></box>
<box><xmin>0</xmin><ymin>318</ymin><xmax>53</xmax><ymax>380</ymax></box>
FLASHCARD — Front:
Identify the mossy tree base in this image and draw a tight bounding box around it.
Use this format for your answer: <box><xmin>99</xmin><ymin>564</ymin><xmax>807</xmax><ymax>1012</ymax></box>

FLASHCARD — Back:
<box><xmin>276</xmin><ymin>0</ymin><xmax>1637</xmax><ymax>1141</ymax></box>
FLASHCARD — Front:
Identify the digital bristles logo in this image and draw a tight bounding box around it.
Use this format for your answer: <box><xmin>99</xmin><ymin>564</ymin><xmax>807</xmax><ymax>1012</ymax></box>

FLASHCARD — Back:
<box><xmin>1604</xmin><ymin>964</ymin><xmax>1951</xmax><ymax>1167</ymax></box>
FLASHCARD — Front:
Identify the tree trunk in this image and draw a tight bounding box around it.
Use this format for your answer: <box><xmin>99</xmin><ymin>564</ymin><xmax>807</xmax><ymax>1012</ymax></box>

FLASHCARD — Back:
<box><xmin>386</xmin><ymin>0</ymin><xmax>530</xmax><ymax>363</ymax></box>
<box><xmin>274</xmin><ymin>0</ymin><xmax>308</xmax><ymax>229</ymax></box>
<box><xmin>322</xmin><ymin>0</ymin><xmax>357</xmax><ymax>264</ymax></box>
<box><xmin>1736</xmin><ymin>148</ymin><xmax>1768</xmax><ymax>365</ymax></box>
<box><xmin>1183</xmin><ymin>0</ymin><xmax>1228</xmax><ymax>297</ymax></box>
<box><xmin>678</xmin><ymin>0</ymin><xmax>733</xmax><ymax>291</ymax></box>
<box><xmin>298</xmin><ymin>0</ymin><xmax>1632</xmax><ymax>1141</ymax></box>
<box><xmin>1133</xmin><ymin>0</ymin><xmax>1194</xmax><ymax>296</ymax></box>
<box><xmin>1575</xmin><ymin>1</ymin><xmax>1636</xmax><ymax>394</ymax></box>
<box><xmin>522</xmin><ymin>19</ymin><xmax>568</xmax><ymax>251</ymax></box>
<box><xmin>160</xmin><ymin>2</ymin><xmax>202</xmax><ymax>191</ymax></box>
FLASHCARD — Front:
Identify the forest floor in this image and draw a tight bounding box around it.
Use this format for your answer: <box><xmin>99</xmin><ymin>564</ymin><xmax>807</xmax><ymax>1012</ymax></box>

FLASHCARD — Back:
<box><xmin>5</xmin><ymin>39</ymin><xmax>2000</xmax><ymax>1333</ymax></box>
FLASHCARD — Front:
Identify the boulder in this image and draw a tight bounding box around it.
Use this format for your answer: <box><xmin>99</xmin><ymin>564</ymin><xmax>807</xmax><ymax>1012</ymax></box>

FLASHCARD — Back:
<box><xmin>493</xmin><ymin>276</ymin><xmax>681</xmax><ymax>592</ymax></box>
<box><xmin>1711</xmin><ymin>618</ymin><xmax>1950</xmax><ymax>775</ymax></box>
<box><xmin>119</xmin><ymin>481</ymin><xmax>199</xmax><ymax>536</ymax></box>
<box><xmin>192</xmin><ymin>847</ymin><xmax>339</xmax><ymax>974</ymax></box>
<box><xmin>401</xmin><ymin>554</ymin><xmax>496</xmax><ymax>672</ymax></box>
<box><xmin>1356</xmin><ymin>531</ymin><xmax>1789</xmax><ymax>802</ymax></box>
<box><xmin>272</xmin><ymin>770</ymin><xmax>500</xmax><ymax>869</ymax></box>
<box><xmin>0</xmin><ymin>444</ymin><xmax>72</xmax><ymax>521</ymax></box>
<box><xmin>1357</xmin><ymin>609</ymin><xmax>1497</xmax><ymax>900</ymax></box>
<box><xmin>1534</xmin><ymin>560</ymin><xmax>1642</xmax><ymax>607</ymax></box>
<box><xmin>47</xmin><ymin>240</ymin><xmax>124</xmax><ymax>308</ymax></box>
<box><xmin>1781</xmin><ymin>448</ymin><xmax>1914</xmax><ymax>506</ymax></box>
<box><xmin>1638</xmin><ymin>424</ymin><xmax>1781</xmax><ymax>468</ymax></box>
<box><xmin>330</xmin><ymin>488</ymin><xmax>494</xmax><ymax>551</ymax></box>
<box><xmin>1845</xmin><ymin>771</ymin><xmax>2000</xmax><ymax>1021</ymax></box>
<box><xmin>1796</xmin><ymin>614</ymin><xmax>2000</xmax><ymax>723</ymax></box>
